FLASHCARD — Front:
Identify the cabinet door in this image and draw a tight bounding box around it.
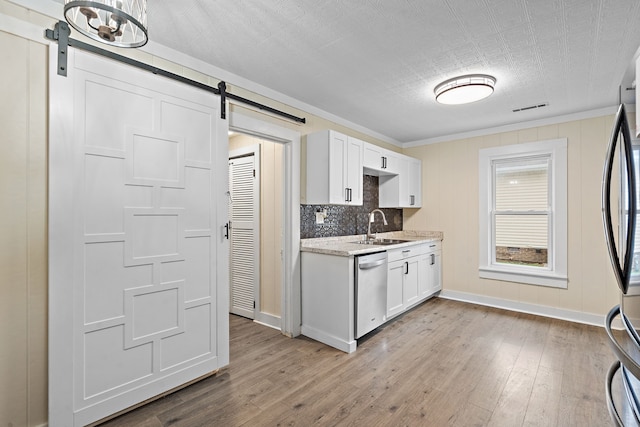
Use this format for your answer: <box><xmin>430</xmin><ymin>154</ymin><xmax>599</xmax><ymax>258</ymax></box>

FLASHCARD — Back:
<box><xmin>407</xmin><ymin>158</ymin><xmax>422</xmax><ymax>208</ymax></box>
<box><xmin>397</xmin><ymin>155</ymin><xmax>410</xmax><ymax>207</ymax></box>
<box><xmin>384</xmin><ymin>151</ymin><xmax>401</xmax><ymax>174</ymax></box>
<box><xmin>417</xmin><ymin>254</ymin><xmax>431</xmax><ymax>299</ymax></box>
<box><xmin>403</xmin><ymin>257</ymin><xmax>420</xmax><ymax>307</ymax></box>
<box><xmin>328</xmin><ymin>131</ymin><xmax>348</xmax><ymax>204</ymax></box>
<box><xmin>431</xmin><ymin>251</ymin><xmax>442</xmax><ymax>293</ymax></box>
<box><xmin>363</xmin><ymin>143</ymin><xmax>385</xmax><ymax>171</ymax></box>
<box><xmin>421</xmin><ymin>251</ymin><xmax>442</xmax><ymax>298</ymax></box>
<box><xmin>345</xmin><ymin>137</ymin><xmax>363</xmax><ymax>205</ymax></box>
<box><xmin>387</xmin><ymin>260</ymin><xmax>404</xmax><ymax>318</ymax></box>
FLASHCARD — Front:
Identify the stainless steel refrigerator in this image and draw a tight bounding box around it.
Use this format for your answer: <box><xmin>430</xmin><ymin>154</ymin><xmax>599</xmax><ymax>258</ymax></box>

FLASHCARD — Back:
<box><xmin>603</xmin><ymin>103</ymin><xmax>640</xmax><ymax>426</ymax></box>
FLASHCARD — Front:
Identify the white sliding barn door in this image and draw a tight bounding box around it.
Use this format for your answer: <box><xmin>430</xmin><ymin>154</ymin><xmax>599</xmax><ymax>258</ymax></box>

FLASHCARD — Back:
<box><xmin>228</xmin><ymin>154</ymin><xmax>259</xmax><ymax>319</ymax></box>
<box><xmin>49</xmin><ymin>46</ymin><xmax>229</xmax><ymax>427</ymax></box>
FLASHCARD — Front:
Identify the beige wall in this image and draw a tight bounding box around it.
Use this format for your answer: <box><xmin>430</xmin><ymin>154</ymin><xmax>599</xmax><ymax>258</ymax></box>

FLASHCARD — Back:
<box><xmin>230</xmin><ymin>134</ymin><xmax>283</xmax><ymax>317</ymax></box>
<box><xmin>0</xmin><ymin>31</ymin><xmax>48</xmax><ymax>426</ymax></box>
<box><xmin>403</xmin><ymin>115</ymin><xmax>622</xmax><ymax>318</ymax></box>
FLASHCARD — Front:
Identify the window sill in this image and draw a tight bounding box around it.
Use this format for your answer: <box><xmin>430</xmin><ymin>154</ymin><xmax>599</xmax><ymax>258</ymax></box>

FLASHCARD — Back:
<box><xmin>479</xmin><ymin>266</ymin><xmax>568</xmax><ymax>288</ymax></box>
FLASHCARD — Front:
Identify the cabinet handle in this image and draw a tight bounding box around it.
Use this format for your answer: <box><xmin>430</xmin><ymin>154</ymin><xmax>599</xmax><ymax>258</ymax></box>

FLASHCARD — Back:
<box><xmin>224</xmin><ymin>222</ymin><xmax>230</xmax><ymax>239</ymax></box>
<box><xmin>404</xmin><ymin>261</ymin><xmax>409</xmax><ymax>274</ymax></box>
<box><xmin>345</xmin><ymin>187</ymin><xmax>350</xmax><ymax>202</ymax></box>
<box><xmin>384</xmin><ymin>156</ymin><xmax>388</xmax><ymax>169</ymax></box>
<box><xmin>430</xmin><ymin>253</ymin><xmax>435</xmax><ymax>265</ymax></box>
<box><xmin>410</xmin><ymin>195</ymin><xmax>415</xmax><ymax>206</ymax></box>
<box><xmin>348</xmin><ymin>188</ymin><xmax>352</xmax><ymax>201</ymax></box>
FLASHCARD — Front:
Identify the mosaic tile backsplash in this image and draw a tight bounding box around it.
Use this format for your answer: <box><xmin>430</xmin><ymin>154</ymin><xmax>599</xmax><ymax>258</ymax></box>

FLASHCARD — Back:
<box><xmin>300</xmin><ymin>175</ymin><xmax>403</xmax><ymax>239</ymax></box>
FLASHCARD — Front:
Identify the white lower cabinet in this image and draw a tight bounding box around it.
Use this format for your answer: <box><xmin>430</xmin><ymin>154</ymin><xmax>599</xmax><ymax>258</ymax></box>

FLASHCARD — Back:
<box><xmin>387</xmin><ymin>242</ymin><xmax>441</xmax><ymax>319</ymax></box>
<box><xmin>301</xmin><ymin>240</ymin><xmax>442</xmax><ymax>353</ymax></box>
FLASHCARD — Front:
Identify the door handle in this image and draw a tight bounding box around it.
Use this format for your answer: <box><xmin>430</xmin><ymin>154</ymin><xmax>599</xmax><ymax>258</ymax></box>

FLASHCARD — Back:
<box><xmin>430</xmin><ymin>253</ymin><xmax>435</xmax><ymax>265</ymax></box>
<box><xmin>410</xmin><ymin>195</ymin><xmax>415</xmax><ymax>206</ymax></box>
<box><xmin>602</xmin><ymin>104</ymin><xmax>636</xmax><ymax>294</ymax></box>
<box><xmin>359</xmin><ymin>259</ymin><xmax>387</xmax><ymax>269</ymax></box>
<box><xmin>346</xmin><ymin>187</ymin><xmax>353</xmax><ymax>202</ymax></box>
<box><xmin>404</xmin><ymin>261</ymin><xmax>409</xmax><ymax>274</ymax></box>
<box><xmin>224</xmin><ymin>222</ymin><xmax>229</xmax><ymax>239</ymax></box>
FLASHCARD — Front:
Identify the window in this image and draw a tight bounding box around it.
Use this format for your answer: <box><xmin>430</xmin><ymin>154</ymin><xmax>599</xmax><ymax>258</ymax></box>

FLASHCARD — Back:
<box><xmin>479</xmin><ymin>139</ymin><xmax>567</xmax><ymax>288</ymax></box>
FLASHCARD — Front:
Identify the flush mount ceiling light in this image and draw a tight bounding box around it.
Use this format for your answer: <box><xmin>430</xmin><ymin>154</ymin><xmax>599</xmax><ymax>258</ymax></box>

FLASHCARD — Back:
<box><xmin>64</xmin><ymin>0</ymin><xmax>148</xmax><ymax>48</ymax></box>
<box><xmin>434</xmin><ymin>74</ymin><xmax>496</xmax><ymax>105</ymax></box>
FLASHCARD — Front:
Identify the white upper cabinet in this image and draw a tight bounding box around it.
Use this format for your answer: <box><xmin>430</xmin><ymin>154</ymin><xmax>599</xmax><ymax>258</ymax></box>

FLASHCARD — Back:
<box><xmin>306</xmin><ymin>132</ymin><xmax>420</xmax><ymax>208</ymax></box>
<box><xmin>306</xmin><ymin>130</ymin><xmax>363</xmax><ymax>205</ymax></box>
<box><xmin>363</xmin><ymin>143</ymin><xmax>400</xmax><ymax>175</ymax></box>
<box><xmin>379</xmin><ymin>155</ymin><xmax>422</xmax><ymax>208</ymax></box>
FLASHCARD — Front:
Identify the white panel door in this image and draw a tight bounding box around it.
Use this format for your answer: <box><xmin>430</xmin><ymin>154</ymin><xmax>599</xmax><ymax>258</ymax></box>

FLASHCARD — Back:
<box><xmin>229</xmin><ymin>154</ymin><xmax>259</xmax><ymax>318</ymax></box>
<box><xmin>49</xmin><ymin>47</ymin><xmax>229</xmax><ymax>427</ymax></box>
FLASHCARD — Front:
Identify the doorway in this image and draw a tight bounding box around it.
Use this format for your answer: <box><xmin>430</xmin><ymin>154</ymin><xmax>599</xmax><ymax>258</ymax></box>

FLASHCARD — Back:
<box><xmin>229</xmin><ymin>136</ymin><xmax>284</xmax><ymax>329</ymax></box>
<box><xmin>228</xmin><ymin>112</ymin><xmax>301</xmax><ymax>337</ymax></box>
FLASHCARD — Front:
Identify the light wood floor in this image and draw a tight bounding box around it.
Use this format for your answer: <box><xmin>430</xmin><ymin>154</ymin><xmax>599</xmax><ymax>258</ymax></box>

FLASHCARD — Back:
<box><xmin>100</xmin><ymin>298</ymin><xmax>621</xmax><ymax>426</ymax></box>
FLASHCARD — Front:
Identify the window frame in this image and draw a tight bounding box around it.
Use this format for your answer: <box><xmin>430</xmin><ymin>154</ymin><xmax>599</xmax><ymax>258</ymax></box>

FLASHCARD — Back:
<box><xmin>479</xmin><ymin>139</ymin><xmax>568</xmax><ymax>288</ymax></box>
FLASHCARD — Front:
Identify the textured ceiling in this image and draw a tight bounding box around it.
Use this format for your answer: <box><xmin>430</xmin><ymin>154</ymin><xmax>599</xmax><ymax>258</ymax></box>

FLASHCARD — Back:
<box><xmin>69</xmin><ymin>1</ymin><xmax>640</xmax><ymax>143</ymax></box>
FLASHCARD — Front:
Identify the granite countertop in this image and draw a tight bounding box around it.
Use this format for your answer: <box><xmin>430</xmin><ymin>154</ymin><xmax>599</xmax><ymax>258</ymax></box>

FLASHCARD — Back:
<box><xmin>300</xmin><ymin>230</ymin><xmax>443</xmax><ymax>256</ymax></box>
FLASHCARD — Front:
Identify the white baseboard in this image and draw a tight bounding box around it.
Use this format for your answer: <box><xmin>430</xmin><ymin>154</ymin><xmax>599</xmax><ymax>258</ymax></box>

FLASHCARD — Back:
<box><xmin>301</xmin><ymin>325</ymin><xmax>356</xmax><ymax>353</ymax></box>
<box><xmin>254</xmin><ymin>312</ymin><xmax>281</xmax><ymax>331</ymax></box>
<box><xmin>438</xmin><ymin>290</ymin><xmax>619</xmax><ymax>329</ymax></box>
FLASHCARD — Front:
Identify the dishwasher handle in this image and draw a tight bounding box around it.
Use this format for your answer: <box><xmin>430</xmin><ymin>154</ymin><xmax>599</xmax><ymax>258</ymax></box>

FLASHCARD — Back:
<box><xmin>359</xmin><ymin>259</ymin><xmax>387</xmax><ymax>270</ymax></box>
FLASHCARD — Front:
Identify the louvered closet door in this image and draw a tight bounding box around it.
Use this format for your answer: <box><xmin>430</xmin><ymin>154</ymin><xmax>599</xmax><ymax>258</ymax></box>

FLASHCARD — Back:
<box><xmin>229</xmin><ymin>155</ymin><xmax>259</xmax><ymax>318</ymax></box>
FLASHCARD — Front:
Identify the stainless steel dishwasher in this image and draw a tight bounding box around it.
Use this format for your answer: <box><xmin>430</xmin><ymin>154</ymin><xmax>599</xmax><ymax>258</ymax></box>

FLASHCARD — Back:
<box><xmin>355</xmin><ymin>251</ymin><xmax>388</xmax><ymax>339</ymax></box>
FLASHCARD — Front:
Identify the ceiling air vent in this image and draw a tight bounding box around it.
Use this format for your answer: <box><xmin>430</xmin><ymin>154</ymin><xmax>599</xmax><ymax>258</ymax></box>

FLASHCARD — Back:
<box><xmin>512</xmin><ymin>103</ymin><xmax>548</xmax><ymax>113</ymax></box>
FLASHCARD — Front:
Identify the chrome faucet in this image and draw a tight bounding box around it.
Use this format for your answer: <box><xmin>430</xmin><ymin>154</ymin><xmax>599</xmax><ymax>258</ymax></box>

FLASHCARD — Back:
<box><xmin>367</xmin><ymin>209</ymin><xmax>388</xmax><ymax>240</ymax></box>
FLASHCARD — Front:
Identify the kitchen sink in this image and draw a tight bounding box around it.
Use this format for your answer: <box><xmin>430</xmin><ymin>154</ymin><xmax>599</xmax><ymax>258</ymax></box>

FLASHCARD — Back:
<box><xmin>351</xmin><ymin>238</ymin><xmax>411</xmax><ymax>246</ymax></box>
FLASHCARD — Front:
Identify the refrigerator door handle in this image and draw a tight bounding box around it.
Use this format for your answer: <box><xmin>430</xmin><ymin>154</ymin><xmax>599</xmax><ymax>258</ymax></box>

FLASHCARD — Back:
<box><xmin>602</xmin><ymin>103</ymin><xmax>637</xmax><ymax>294</ymax></box>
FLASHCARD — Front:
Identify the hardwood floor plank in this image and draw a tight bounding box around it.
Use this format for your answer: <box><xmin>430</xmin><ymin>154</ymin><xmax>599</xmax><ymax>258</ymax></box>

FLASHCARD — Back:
<box><xmin>522</xmin><ymin>366</ymin><xmax>563</xmax><ymax>427</ymax></box>
<box><xmin>99</xmin><ymin>299</ymin><xmax>616</xmax><ymax>427</ymax></box>
<box><xmin>487</xmin><ymin>365</ymin><xmax>537</xmax><ymax>426</ymax></box>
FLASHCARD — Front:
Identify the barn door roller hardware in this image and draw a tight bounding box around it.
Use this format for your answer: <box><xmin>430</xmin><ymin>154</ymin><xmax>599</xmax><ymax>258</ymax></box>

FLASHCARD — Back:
<box><xmin>44</xmin><ymin>21</ymin><xmax>306</xmax><ymax>124</ymax></box>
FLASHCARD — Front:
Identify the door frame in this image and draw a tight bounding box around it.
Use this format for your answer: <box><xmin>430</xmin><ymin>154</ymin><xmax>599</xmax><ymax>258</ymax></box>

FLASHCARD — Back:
<box><xmin>229</xmin><ymin>112</ymin><xmax>301</xmax><ymax>337</ymax></box>
<box><xmin>228</xmin><ymin>145</ymin><xmax>260</xmax><ymax>321</ymax></box>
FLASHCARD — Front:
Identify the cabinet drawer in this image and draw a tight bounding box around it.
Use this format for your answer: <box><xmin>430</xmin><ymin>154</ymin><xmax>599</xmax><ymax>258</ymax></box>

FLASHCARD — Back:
<box><xmin>387</xmin><ymin>244</ymin><xmax>429</xmax><ymax>262</ymax></box>
<box><xmin>425</xmin><ymin>241</ymin><xmax>441</xmax><ymax>252</ymax></box>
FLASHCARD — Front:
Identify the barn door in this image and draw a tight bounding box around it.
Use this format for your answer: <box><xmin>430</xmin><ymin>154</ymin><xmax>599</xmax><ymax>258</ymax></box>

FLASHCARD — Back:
<box><xmin>228</xmin><ymin>153</ymin><xmax>259</xmax><ymax>318</ymax></box>
<box><xmin>48</xmin><ymin>46</ymin><xmax>229</xmax><ymax>426</ymax></box>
